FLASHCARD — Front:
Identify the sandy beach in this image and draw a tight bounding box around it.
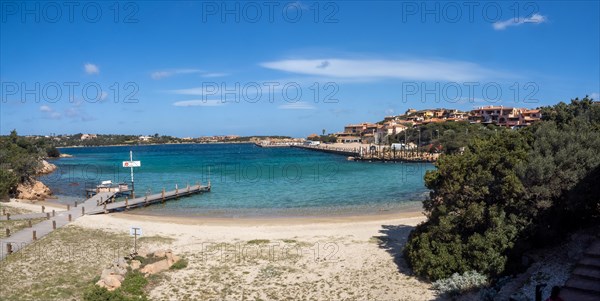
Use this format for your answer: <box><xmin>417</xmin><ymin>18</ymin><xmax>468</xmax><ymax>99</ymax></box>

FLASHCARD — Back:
<box><xmin>71</xmin><ymin>210</ymin><xmax>437</xmax><ymax>300</ymax></box>
<box><xmin>1</xmin><ymin>197</ymin><xmax>438</xmax><ymax>300</ymax></box>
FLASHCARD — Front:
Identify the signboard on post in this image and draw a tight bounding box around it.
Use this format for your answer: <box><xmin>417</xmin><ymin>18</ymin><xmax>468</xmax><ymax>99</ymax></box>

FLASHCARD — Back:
<box><xmin>130</xmin><ymin>226</ymin><xmax>143</xmax><ymax>237</ymax></box>
<box><xmin>130</xmin><ymin>226</ymin><xmax>142</xmax><ymax>254</ymax></box>
<box><xmin>123</xmin><ymin>161</ymin><xmax>141</xmax><ymax>167</ymax></box>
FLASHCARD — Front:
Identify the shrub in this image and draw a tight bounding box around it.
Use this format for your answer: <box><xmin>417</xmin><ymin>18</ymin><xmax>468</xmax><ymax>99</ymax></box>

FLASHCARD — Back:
<box><xmin>120</xmin><ymin>271</ymin><xmax>148</xmax><ymax>296</ymax></box>
<box><xmin>432</xmin><ymin>270</ymin><xmax>488</xmax><ymax>295</ymax></box>
<box><xmin>83</xmin><ymin>271</ymin><xmax>149</xmax><ymax>301</ymax></box>
<box><xmin>170</xmin><ymin>258</ymin><xmax>188</xmax><ymax>270</ymax></box>
<box><xmin>83</xmin><ymin>285</ymin><xmax>127</xmax><ymax>301</ymax></box>
<box><xmin>46</xmin><ymin>146</ymin><xmax>60</xmax><ymax>158</ymax></box>
<box><xmin>0</xmin><ymin>168</ymin><xmax>17</xmax><ymax>200</ymax></box>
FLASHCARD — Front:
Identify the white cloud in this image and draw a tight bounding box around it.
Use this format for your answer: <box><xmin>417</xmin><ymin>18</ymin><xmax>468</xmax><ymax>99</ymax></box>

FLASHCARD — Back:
<box><xmin>169</xmin><ymin>81</ymin><xmax>284</xmax><ymax>96</ymax></box>
<box><xmin>493</xmin><ymin>13</ymin><xmax>547</xmax><ymax>30</ymax></box>
<box><xmin>260</xmin><ymin>58</ymin><xmax>504</xmax><ymax>82</ymax></box>
<box><xmin>589</xmin><ymin>92</ymin><xmax>599</xmax><ymax>100</ymax></box>
<box><xmin>39</xmin><ymin>104</ymin><xmax>96</xmax><ymax>121</ymax></box>
<box><xmin>39</xmin><ymin>105</ymin><xmax>61</xmax><ymax>119</ymax></box>
<box><xmin>100</xmin><ymin>91</ymin><xmax>108</xmax><ymax>101</ymax></box>
<box><xmin>172</xmin><ymin>99</ymin><xmax>226</xmax><ymax>107</ymax></box>
<box><xmin>84</xmin><ymin>63</ymin><xmax>99</xmax><ymax>75</ymax></box>
<box><xmin>202</xmin><ymin>73</ymin><xmax>229</xmax><ymax>78</ymax></box>
<box><xmin>278</xmin><ymin>101</ymin><xmax>316</xmax><ymax>110</ymax></box>
<box><xmin>151</xmin><ymin>69</ymin><xmax>203</xmax><ymax>80</ymax></box>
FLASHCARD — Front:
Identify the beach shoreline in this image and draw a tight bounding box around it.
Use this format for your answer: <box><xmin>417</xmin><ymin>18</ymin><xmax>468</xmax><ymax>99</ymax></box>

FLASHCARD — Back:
<box><xmin>112</xmin><ymin>207</ymin><xmax>426</xmax><ymax>226</ymax></box>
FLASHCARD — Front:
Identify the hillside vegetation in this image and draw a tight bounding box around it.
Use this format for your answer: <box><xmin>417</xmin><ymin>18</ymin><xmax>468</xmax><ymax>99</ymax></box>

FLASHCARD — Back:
<box><xmin>0</xmin><ymin>130</ymin><xmax>60</xmax><ymax>200</ymax></box>
<box><xmin>404</xmin><ymin>97</ymin><xmax>600</xmax><ymax>281</ymax></box>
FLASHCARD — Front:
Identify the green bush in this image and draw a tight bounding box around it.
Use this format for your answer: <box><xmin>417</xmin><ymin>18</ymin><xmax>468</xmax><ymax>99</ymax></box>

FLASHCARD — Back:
<box><xmin>46</xmin><ymin>146</ymin><xmax>61</xmax><ymax>158</ymax></box>
<box><xmin>83</xmin><ymin>285</ymin><xmax>128</xmax><ymax>301</ymax></box>
<box><xmin>405</xmin><ymin>97</ymin><xmax>600</xmax><ymax>281</ymax></box>
<box><xmin>120</xmin><ymin>271</ymin><xmax>148</xmax><ymax>296</ymax></box>
<box><xmin>0</xmin><ymin>168</ymin><xmax>18</xmax><ymax>200</ymax></box>
<box><xmin>83</xmin><ymin>271</ymin><xmax>149</xmax><ymax>301</ymax></box>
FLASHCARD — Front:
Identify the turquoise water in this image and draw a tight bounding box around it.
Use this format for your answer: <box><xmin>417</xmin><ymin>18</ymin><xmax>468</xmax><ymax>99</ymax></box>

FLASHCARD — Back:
<box><xmin>42</xmin><ymin>144</ymin><xmax>433</xmax><ymax>217</ymax></box>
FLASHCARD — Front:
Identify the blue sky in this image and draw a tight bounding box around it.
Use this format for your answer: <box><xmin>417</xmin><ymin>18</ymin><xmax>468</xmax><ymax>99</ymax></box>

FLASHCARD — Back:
<box><xmin>1</xmin><ymin>1</ymin><xmax>599</xmax><ymax>137</ymax></box>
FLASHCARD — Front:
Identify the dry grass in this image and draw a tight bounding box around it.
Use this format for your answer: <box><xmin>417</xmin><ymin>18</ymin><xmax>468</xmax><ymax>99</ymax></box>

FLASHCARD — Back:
<box><xmin>0</xmin><ymin>218</ymin><xmax>47</xmax><ymax>239</ymax></box>
<box><xmin>0</xmin><ymin>205</ymin><xmax>35</xmax><ymax>215</ymax></box>
<box><xmin>0</xmin><ymin>225</ymin><xmax>174</xmax><ymax>301</ymax></box>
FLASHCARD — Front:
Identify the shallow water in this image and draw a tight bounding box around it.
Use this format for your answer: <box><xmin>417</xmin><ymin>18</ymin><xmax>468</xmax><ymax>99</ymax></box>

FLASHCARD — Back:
<box><xmin>41</xmin><ymin>143</ymin><xmax>433</xmax><ymax>217</ymax></box>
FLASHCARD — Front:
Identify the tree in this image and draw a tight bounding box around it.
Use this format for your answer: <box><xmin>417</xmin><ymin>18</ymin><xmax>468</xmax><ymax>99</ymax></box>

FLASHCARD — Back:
<box><xmin>0</xmin><ymin>169</ymin><xmax>18</xmax><ymax>200</ymax></box>
<box><xmin>405</xmin><ymin>132</ymin><xmax>529</xmax><ymax>280</ymax></box>
<box><xmin>404</xmin><ymin>97</ymin><xmax>600</xmax><ymax>281</ymax></box>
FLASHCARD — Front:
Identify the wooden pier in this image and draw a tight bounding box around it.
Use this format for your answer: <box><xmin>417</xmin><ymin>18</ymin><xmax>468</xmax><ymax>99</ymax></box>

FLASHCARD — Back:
<box><xmin>86</xmin><ymin>184</ymin><xmax>210</xmax><ymax>215</ymax></box>
<box><xmin>291</xmin><ymin>144</ymin><xmax>439</xmax><ymax>163</ymax></box>
<box><xmin>291</xmin><ymin>144</ymin><xmax>360</xmax><ymax>156</ymax></box>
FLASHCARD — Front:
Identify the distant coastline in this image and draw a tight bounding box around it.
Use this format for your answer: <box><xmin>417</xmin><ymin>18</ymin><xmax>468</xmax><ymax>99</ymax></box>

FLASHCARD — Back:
<box><xmin>56</xmin><ymin>141</ymin><xmax>256</xmax><ymax>148</ymax></box>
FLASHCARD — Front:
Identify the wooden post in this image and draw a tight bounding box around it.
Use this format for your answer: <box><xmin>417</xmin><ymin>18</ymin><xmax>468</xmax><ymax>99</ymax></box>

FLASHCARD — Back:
<box><xmin>67</xmin><ymin>204</ymin><xmax>70</xmax><ymax>211</ymax></box>
<box><xmin>52</xmin><ymin>220</ymin><xmax>56</xmax><ymax>229</ymax></box>
<box><xmin>41</xmin><ymin>205</ymin><xmax>45</xmax><ymax>213</ymax></box>
<box><xmin>28</xmin><ymin>220</ymin><xmax>32</xmax><ymax>228</ymax></box>
<box><xmin>162</xmin><ymin>188</ymin><xmax>165</xmax><ymax>203</ymax></box>
<box><xmin>81</xmin><ymin>206</ymin><xmax>85</xmax><ymax>216</ymax></box>
<box><xmin>125</xmin><ymin>197</ymin><xmax>129</xmax><ymax>208</ymax></box>
<box><xmin>68</xmin><ymin>214</ymin><xmax>72</xmax><ymax>222</ymax></box>
<box><xmin>32</xmin><ymin>230</ymin><xmax>37</xmax><ymax>241</ymax></box>
<box><xmin>6</xmin><ymin>243</ymin><xmax>12</xmax><ymax>255</ymax></box>
<box><xmin>46</xmin><ymin>213</ymin><xmax>50</xmax><ymax>219</ymax></box>
<box><xmin>5</xmin><ymin>228</ymin><xmax>10</xmax><ymax>237</ymax></box>
<box><xmin>74</xmin><ymin>201</ymin><xmax>77</xmax><ymax>208</ymax></box>
<box><xmin>103</xmin><ymin>203</ymin><xmax>107</xmax><ymax>213</ymax></box>
<box><xmin>52</xmin><ymin>210</ymin><xmax>55</xmax><ymax>217</ymax></box>
<box><xmin>187</xmin><ymin>184</ymin><xmax>190</xmax><ymax>193</ymax></box>
<box><xmin>6</xmin><ymin>213</ymin><xmax>9</xmax><ymax>221</ymax></box>
<box><xmin>176</xmin><ymin>185</ymin><xmax>179</xmax><ymax>196</ymax></box>
<box><xmin>2</xmin><ymin>208</ymin><xmax>5</xmax><ymax>215</ymax></box>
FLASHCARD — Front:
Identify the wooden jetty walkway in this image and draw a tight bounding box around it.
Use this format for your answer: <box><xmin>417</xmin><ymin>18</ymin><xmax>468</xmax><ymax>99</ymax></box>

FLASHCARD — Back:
<box><xmin>1</xmin><ymin>185</ymin><xmax>209</xmax><ymax>260</ymax></box>
<box><xmin>291</xmin><ymin>144</ymin><xmax>439</xmax><ymax>163</ymax></box>
<box><xmin>291</xmin><ymin>144</ymin><xmax>360</xmax><ymax>156</ymax></box>
<box><xmin>87</xmin><ymin>184</ymin><xmax>210</xmax><ymax>215</ymax></box>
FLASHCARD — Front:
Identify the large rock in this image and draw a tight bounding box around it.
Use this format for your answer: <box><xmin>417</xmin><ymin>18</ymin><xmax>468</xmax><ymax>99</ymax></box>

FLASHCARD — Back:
<box><xmin>131</xmin><ymin>260</ymin><xmax>141</xmax><ymax>270</ymax></box>
<box><xmin>37</xmin><ymin>160</ymin><xmax>57</xmax><ymax>175</ymax></box>
<box><xmin>140</xmin><ymin>259</ymin><xmax>171</xmax><ymax>275</ymax></box>
<box><xmin>166</xmin><ymin>250</ymin><xmax>180</xmax><ymax>266</ymax></box>
<box><xmin>97</xmin><ymin>258</ymin><xmax>129</xmax><ymax>291</ymax></box>
<box><xmin>140</xmin><ymin>249</ymin><xmax>180</xmax><ymax>275</ymax></box>
<box><xmin>96</xmin><ymin>274</ymin><xmax>123</xmax><ymax>291</ymax></box>
<box><xmin>15</xmin><ymin>180</ymin><xmax>52</xmax><ymax>201</ymax></box>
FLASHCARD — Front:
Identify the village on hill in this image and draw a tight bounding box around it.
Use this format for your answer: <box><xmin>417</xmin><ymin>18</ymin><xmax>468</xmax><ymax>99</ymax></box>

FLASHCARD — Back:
<box><xmin>319</xmin><ymin>105</ymin><xmax>542</xmax><ymax>145</ymax></box>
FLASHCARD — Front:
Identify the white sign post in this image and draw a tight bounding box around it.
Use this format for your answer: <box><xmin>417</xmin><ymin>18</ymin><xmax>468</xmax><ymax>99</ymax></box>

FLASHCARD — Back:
<box><xmin>130</xmin><ymin>226</ymin><xmax>142</xmax><ymax>254</ymax></box>
<box><xmin>123</xmin><ymin>151</ymin><xmax>141</xmax><ymax>198</ymax></box>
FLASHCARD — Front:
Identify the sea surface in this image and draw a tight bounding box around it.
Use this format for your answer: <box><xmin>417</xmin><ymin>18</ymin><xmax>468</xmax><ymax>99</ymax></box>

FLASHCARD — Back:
<box><xmin>41</xmin><ymin>143</ymin><xmax>434</xmax><ymax>217</ymax></box>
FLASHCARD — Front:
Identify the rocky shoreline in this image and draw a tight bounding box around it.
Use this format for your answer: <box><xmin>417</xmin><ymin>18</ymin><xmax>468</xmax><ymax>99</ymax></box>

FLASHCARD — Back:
<box><xmin>13</xmin><ymin>159</ymin><xmax>56</xmax><ymax>201</ymax></box>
